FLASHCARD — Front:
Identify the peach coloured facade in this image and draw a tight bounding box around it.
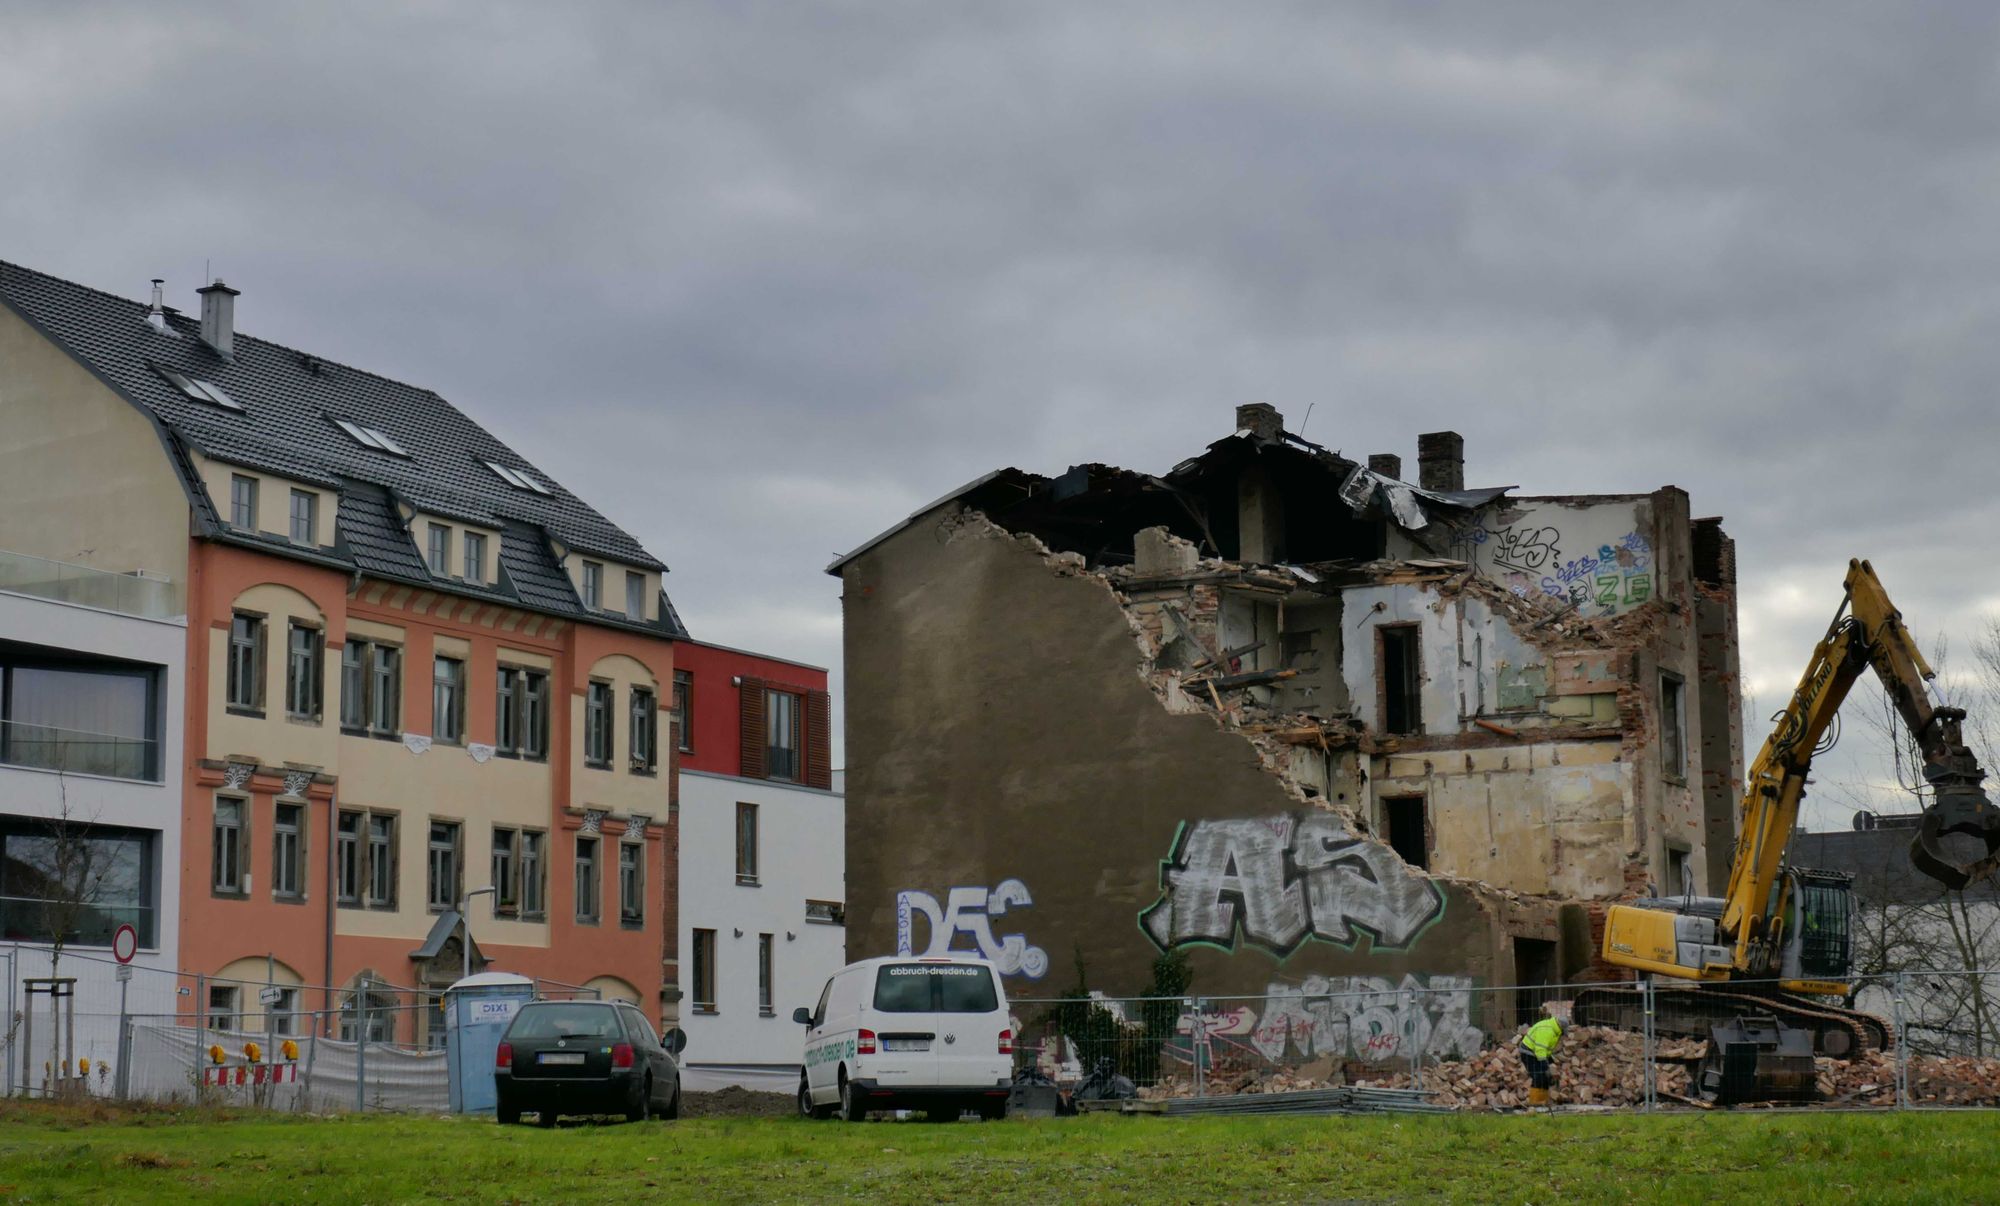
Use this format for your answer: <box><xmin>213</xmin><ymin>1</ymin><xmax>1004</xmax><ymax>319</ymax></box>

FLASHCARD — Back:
<box><xmin>179</xmin><ymin>540</ymin><xmax>676</xmax><ymax>1040</ymax></box>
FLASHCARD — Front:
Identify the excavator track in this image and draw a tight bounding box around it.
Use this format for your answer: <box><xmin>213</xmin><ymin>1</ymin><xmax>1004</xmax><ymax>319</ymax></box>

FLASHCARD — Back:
<box><xmin>1572</xmin><ymin>984</ymin><xmax>1891</xmax><ymax>1058</ymax></box>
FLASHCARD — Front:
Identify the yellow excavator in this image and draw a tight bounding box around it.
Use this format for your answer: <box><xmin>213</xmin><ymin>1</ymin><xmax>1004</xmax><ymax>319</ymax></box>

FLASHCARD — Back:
<box><xmin>1575</xmin><ymin>560</ymin><xmax>2000</xmax><ymax>1100</ymax></box>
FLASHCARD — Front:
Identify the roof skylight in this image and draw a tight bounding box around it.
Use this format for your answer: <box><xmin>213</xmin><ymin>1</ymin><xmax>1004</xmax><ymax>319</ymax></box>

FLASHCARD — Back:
<box><xmin>333</xmin><ymin>417</ymin><xmax>411</xmax><ymax>457</ymax></box>
<box><xmin>484</xmin><ymin>460</ymin><xmax>553</xmax><ymax>495</ymax></box>
<box><xmin>157</xmin><ymin>366</ymin><xmax>243</xmax><ymax>411</ymax></box>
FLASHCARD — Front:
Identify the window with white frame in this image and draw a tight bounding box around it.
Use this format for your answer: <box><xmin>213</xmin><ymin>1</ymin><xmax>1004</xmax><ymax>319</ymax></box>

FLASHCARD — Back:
<box><xmin>289</xmin><ymin>489</ymin><xmax>317</xmax><ymax>546</ymax></box>
<box><xmin>227</xmin><ymin>614</ymin><xmax>264</xmax><ymax>710</ymax></box>
<box><xmin>581</xmin><ymin>561</ymin><xmax>604</xmax><ymax>609</ymax></box>
<box><xmin>624</xmin><ymin>571</ymin><xmax>645</xmax><ymax>618</ymax></box>
<box><xmin>575</xmin><ymin>836</ymin><xmax>600</xmax><ymax>923</ymax></box>
<box><xmin>427</xmin><ymin>819</ymin><xmax>461</xmax><ymax>911</ymax></box>
<box><xmin>630</xmin><ymin>687</ymin><xmax>656</xmax><ymax>771</ymax></box>
<box><xmin>584</xmin><ymin>681</ymin><xmax>613</xmax><ymax>766</ymax></box>
<box><xmin>273</xmin><ymin>801</ymin><xmax>305</xmax><ymax>898</ymax></box>
<box><xmin>433</xmin><ymin>655</ymin><xmax>465</xmax><ymax>744</ymax></box>
<box><xmin>427</xmin><ymin>523</ymin><xmax>450</xmax><ymax>576</ymax></box>
<box><xmin>463</xmin><ymin>531</ymin><xmax>487</xmax><ymax>585</ymax></box>
<box><xmin>285</xmin><ymin>623</ymin><xmax>322</xmax><ymax>720</ymax></box>
<box><xmin>619</xmin><ymin>840</ymin><xmax>643</xmax><ymax>926</ymax></box>
<box><xmin>213</xmin><ymin>796</ymin><xmax>245</xmax><ymax>893</ymax></box>
<box><xmin>230</xmin><ymin>474</ymin><xmax>257</xmax><ymax>530</ymax></box>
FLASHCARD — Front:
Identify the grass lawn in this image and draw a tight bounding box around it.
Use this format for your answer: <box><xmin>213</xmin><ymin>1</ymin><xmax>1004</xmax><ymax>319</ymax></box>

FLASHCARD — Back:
<box><xmin>0</xmin><ymin>1100</ymin><xmax>1990</xmax><ymax>1204</ymax></box>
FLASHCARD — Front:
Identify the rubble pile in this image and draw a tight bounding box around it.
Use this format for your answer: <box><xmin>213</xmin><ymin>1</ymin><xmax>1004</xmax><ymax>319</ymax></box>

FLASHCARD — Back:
<box><xmin>1819</xmin><ymin>1052</ymin><xmax>2000</xmax><ymax>1106</ymax></box>
<box><xmin>1138</xmin><ymin>1036</ymin><xmax>2000</xmax><ymax>1109</ymax></box>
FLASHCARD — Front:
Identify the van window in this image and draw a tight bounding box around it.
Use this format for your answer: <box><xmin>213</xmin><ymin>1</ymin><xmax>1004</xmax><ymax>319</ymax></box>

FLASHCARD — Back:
<box><xmin>872</xmin><ymin>963</ymin><xmax>999</xmax><ymax>1013</ymax></box>
<box><xmin>508</xmin><ymin>1003</ymin><xmax>620</xmax><ymax>1039</ymax></box>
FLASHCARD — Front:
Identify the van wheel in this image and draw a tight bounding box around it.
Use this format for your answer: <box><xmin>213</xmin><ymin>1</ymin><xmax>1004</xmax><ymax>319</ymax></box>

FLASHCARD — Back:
<box><xmin>799</xmin><ymin>1078</ymin><xmax>831</xmax><ymax>1120</ymax></box>
<box><xmin>838</xmin><ymin>1072</ymin><xmax>867</xmax><ymax>1122</ymax></box>
<box><xmin>979</xmin><ymin>1101</ymin><xmax>1008</xmax><ymax>1121</ymax></box>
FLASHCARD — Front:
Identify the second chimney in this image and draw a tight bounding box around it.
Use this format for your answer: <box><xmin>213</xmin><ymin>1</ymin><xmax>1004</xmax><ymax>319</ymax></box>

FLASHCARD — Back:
<box><xmin>1367</xmin><ymin>453</ymin><xmax>1402</xmax><ymax>480</ymax></box>
<box><xmin>1235</xmin><ymin>403</ymin><xmax>1284</xmax><ymax>442</ymax></box>
<box><xmin>198</xmin><ymin>279</ymin><xmax>240</xmax><ymax>360</ymax></box>
<box><xmin>1417</xmin><ymin>431</ymin><xmax>1464</xmax><ymax>493</ymax></box>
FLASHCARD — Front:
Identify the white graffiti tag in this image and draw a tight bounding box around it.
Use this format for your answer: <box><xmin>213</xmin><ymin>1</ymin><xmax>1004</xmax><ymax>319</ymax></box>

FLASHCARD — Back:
<box><xmin>1139</xmin><ymin>814</ymin><xmax>1445</xmax><ymax>956</ymax></box>
<box><xmin>896</xmin><ymin>879</ymin><xmax>1051</xmax><ymax>979</ymax></box>
<box><xmin>1247</xmin><ymin>974</ymin><xmax>1483</xmax><ymax>1063</ymax></box>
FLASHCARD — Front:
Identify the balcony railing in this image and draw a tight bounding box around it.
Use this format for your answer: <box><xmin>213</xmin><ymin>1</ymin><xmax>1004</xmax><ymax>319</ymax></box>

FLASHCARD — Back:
<box><xmin>0</xmin><ymin>547</ymin><xmax>180</xmax><ymax>619</ymax></box>
<box><xmin>0</xmin><ymin>718</ymin><xmax>159</xmax><ymax>782</ymax></box>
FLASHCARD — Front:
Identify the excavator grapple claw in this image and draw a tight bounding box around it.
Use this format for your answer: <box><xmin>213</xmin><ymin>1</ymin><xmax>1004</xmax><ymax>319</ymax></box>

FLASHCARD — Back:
<box><xmin>1911</xmin><ymin>784</ymin><xmax>2000</xmax><ymax>891</ymax></box>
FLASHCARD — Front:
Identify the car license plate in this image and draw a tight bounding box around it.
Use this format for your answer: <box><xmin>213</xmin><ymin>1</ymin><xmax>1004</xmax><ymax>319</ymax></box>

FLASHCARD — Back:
<box><xmin>883</xmin><ymin>1038</ymin><xmax>930</xmax><ymax>1052</ymax></box>
<box><xmin>538</xmin><ymin>1053</ymin><xmax>586</xmax><ymax>1065</ymax></box>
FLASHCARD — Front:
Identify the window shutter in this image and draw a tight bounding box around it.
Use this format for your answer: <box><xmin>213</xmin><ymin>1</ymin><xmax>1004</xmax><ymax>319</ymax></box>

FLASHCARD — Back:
<box><xmin>738</xmin><ymin>677</ymin><xmax>766</xmax><ymax>780</ymax></box>
<box><xmin>255</xmin><ymin>620</ymin><xmax>269</xmax><ymax>709</ymax></box>
<box><xmin>805</xmin><ymin>690</ymin><xmax>832</xmax><ymax>790</ymax></box>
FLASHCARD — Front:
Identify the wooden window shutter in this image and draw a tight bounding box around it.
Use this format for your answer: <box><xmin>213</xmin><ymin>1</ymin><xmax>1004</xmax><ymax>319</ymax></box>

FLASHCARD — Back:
<box><xmin>312</xmin><ymin>629</ymin><xmax>327</xmax><ymax>719</ymax></box>
<box><xmin>738</xmin><ymin>676</ymin><xmax>766</xmax><ymax>779</ymax></box>
<box><xmin>805</xmin><ymin>690</ymin><xmax>832</xmax><ymax>790</ymax></box>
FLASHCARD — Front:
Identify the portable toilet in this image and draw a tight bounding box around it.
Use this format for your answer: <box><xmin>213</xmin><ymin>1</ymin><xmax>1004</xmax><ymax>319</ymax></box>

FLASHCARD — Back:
<box><xmin>446</xmin><ymin>972</ymin><xmax>536</xmax><ymax>1113</ymax></box>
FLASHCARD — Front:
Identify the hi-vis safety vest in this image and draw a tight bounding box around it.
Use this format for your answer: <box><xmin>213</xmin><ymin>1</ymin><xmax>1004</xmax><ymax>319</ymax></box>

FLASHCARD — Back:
<box><xmin>1521</xmin><ymin>1018</ymin><xmax>1563</xmax><ymax>1059</ymax></box>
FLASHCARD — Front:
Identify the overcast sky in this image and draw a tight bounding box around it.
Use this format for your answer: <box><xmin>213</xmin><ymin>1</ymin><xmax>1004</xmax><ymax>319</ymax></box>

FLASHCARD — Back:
<box><xmin>7</xmin><ymin>3</ymin><xmax>1999</xmax><ymax>828</ymax></box>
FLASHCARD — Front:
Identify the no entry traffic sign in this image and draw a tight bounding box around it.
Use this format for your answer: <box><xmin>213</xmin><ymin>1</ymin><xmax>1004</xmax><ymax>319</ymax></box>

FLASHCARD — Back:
<box><xmin>112</xmin><ymin>923</ymin><xmax>138</xmax><ymax>964</ymax></box>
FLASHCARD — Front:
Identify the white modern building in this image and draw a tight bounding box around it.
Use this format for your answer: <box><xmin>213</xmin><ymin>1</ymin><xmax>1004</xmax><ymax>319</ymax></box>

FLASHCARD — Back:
<box><xmin>671</xmin><ymin>638</ymin><xmax>844</xmax><ymax>1093</ymax></box>
<box><xmin>1</xmin><ymin>548</ymin><xmax>186</xmax><ymax>1095</ymax></box>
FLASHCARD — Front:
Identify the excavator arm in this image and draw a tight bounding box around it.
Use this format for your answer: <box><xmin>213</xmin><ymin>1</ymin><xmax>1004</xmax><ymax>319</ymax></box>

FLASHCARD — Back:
<box><xmin>1845</xmin><ymin>561</ymin><xmax>2000</xmax><ymax>890</ymax></box>
<box><xmin>1721</xmin><ymin>560</ymin><xmax>2000</xmax><ymax>971</ymax></box>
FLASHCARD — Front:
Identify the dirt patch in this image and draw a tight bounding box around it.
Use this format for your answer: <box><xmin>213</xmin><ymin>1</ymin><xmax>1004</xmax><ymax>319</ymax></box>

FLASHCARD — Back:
<box><xmin>679</xmin><ymin>1087</ymin><xmax>795</xmax><ymax>1119</ymax></box>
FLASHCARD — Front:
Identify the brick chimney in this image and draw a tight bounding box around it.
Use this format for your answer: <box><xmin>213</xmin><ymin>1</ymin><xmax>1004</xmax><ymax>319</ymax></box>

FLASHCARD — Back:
<box><xmin>1235</xmin><ymin>403</ymin><xmax>1284</xmax><ymax>442</ymax></box>
<box><xmin>1417</xmin><ymin>431</ymin><xmax>1464</xmax><ymax>492</ymax></box>
<box><xmin>1367</xmin><ymin>453</ymin><xmax>1402</xmax><ymax>480</ymax></box>
<box><xmin>198</xmin><ymin>279</ymin><xmax>240</xmax><ymax>360</ymax></box>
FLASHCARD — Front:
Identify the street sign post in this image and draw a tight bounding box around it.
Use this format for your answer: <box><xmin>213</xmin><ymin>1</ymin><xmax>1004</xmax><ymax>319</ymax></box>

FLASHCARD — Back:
<box><xmin>111</xmin><ymin>923</ymin><xmax>137</xmax><ymax>1099</ymax></box>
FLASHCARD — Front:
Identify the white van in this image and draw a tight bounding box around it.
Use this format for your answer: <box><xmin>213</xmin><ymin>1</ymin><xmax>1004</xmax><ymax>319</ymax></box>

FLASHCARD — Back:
<box><xmin>795</xmin><ymin>954</ymin><xmax>1013</xmax><ymax>1121</ymax></box>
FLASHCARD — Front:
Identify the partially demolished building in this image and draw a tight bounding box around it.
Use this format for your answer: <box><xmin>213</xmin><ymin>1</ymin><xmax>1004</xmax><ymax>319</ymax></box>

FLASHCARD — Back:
<box><xmin>830</xmin><ymin>405</ymin><xmax>1743</xmax><ymax>1047</ymax></box>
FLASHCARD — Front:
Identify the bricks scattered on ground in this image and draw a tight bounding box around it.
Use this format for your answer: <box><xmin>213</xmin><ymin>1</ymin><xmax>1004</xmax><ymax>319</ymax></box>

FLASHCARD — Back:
<box><xmin>1137</xmin><ymin>1026</ymin><xmax>2000</xmax><ymax>1109</ymax></box>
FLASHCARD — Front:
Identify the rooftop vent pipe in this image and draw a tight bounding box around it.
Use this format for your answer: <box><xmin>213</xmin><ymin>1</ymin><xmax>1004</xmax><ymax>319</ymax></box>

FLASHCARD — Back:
<box><xmin>145</xmin><ymin>279</ymin><xmax>169</xmax><ymax>333</ymax></box>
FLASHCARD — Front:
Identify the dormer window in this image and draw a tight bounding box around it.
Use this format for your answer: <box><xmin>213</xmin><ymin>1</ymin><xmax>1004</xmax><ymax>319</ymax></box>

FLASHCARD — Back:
<box><xmin>463</xmin><ymin>532</ymin><xmax>487</xmax><ymax>585</ymax></box>
<box><xmin>427</xmin><ymin>523</ymin><xmax>451</xmax><ymax>575</ymax></box>
<box><xmin>581</xmin><ymin>561</ymin><xmax>604</xmax><ymax>609</ymax></box>
<box><xmin>483</xmin><ymin>460</ymin><xmax>553</xmax><ymax>495</ymax></box>
<box><xmin>157</xmin><ymin>366</ymin><xmax>242</xmax><ymax>411</ymax></box>
<box><xmin>332</xmin><ymin>418</ymin><xmax>409</xmax><ymax>457</ymax></box>
<box><xmin>624</xmin><ymin>571</ymin><xmax>644</xmax><ymax>619</ymax></box>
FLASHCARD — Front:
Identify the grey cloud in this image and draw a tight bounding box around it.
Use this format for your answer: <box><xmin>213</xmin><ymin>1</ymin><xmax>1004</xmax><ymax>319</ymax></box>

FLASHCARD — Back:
<box><xmin>7</xmin><ymin>1</ymin><xmax>2000</xmax><ymax>820</ymax></box>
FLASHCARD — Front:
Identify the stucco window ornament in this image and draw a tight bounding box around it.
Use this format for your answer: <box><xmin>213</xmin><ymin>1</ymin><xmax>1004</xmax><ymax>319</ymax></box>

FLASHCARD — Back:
<box><xmin>282</xmin><ymin>770</ymin><xmax>313</xmax><ymax>799</ymax></box>
<box><xmin>402</xmin><ymin>733</ymin><xmax>433</xmax><ymax>756</ymax></box>
<box><xmin>223</xmin><ymin>762</ymin><xmax>256</xmax><ymax>790</ymax></box>
<box><xmin>626</xmin><ymin>813</ymin><xmax>650</xmax><ymax>838</ymax></box>
<box><xmin>580</xmin><ymin>809</ymin><xmax>607</xmax><ymax>836</ymax></box>
<box><xmin>467</xmin><ymin>742</ymin><xmax>495</xmax><ymax>764</ymax></box>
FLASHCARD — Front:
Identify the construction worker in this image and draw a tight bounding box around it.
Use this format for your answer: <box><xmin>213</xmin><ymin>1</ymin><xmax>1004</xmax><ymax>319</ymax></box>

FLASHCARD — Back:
<box><xmin>1518</xmin><ymin>1011</ymin><xmax>1564</xmax><ymax>1107</ymax></box>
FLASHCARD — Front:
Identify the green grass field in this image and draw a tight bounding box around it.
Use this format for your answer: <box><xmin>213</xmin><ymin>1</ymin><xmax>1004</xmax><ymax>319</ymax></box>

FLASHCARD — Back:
<box><xmin>0</xmin><ymin>1101</ymin><xmax>1990</xmax><ymax>1204</ymax></box>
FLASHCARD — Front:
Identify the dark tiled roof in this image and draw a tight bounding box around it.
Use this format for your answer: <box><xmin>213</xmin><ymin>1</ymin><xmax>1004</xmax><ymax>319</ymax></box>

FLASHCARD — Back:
<box><xmin>1</xmin><ymin>259</ymin><xmax>686</xmax><ymax>638</ymax></box>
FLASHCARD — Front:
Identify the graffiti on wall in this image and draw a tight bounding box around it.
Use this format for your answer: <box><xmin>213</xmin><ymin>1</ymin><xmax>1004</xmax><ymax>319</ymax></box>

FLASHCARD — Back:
<box><xmin>1138</xmin><ymin>814</ymin><xmax>1446</xmax><ymax>958</ymax></box>
<box><xmin>1455</xmin><ymin>520</ymin><xmax>1653</xmax><ymax>617</ymax></box>
<box><xmin>896</xmin><ymin>879</ymin><xmax>1052</xmax><ymax>979</ymax></box>
<box><xmin>1245</xmin><ymin>973</ymin><xmax>1483</xmax><ymax>1062</ymax></box>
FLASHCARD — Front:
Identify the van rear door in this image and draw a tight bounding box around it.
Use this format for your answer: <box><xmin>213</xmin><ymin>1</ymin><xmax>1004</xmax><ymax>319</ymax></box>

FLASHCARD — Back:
<box><xmin>925</xmin><ymin>963</ymin><xmax>1007</xmax><ymax>1090</ymax></box>
<box><xmin>868</xmin><ymin>963</ymin><xmax>942</xmax><ymax>1087</ymax></box>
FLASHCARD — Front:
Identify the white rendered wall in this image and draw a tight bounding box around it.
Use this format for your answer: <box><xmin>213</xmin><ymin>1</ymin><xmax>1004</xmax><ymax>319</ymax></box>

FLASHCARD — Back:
<box><xmin>676</xmin><ymin>769</ymin><xmax>844</xmax><ymax>1089</ymax></box>
<box><xmin>0</xmin><ymin>586</ymin><xmax>187</xmax><ymax>1092</ymax></box>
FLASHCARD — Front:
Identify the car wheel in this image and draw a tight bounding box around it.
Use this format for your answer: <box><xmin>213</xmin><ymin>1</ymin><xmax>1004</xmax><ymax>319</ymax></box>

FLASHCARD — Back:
<box><xmin>662</xmin><ymin>1083</ymin><xmax>681</xmax><ymax>1121</ymax></box>
<box><xmin>838</xmin><ymin>1074</ymin><xmax>867</xmax><ymax>1122</ymax></box>
<box><xmin>627</xmin><ymin>1075</ymin><xmax>653</xmax><ymax>1123</ymax></box>
<box><xmin>496</xmin><ymin>1098</ymin><xmax>522</xmax><ymax>1126</ymax></box>
<box><xmin>537</xmin><ymin>1108</ymin><xmax>558</xmax><ymax>1129</ymax></box>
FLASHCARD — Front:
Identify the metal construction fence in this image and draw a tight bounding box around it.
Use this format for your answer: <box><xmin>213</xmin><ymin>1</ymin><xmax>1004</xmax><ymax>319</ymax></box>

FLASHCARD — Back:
<box><xmin>2</xmin><ymin>944</ymin><xmax>601</xmax><ymax>1111</ymax></box>
<box><xmin>1010</xmin><ymin>969</ymin><xmax>2000</xmax><ymax>1112</ymax></box>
